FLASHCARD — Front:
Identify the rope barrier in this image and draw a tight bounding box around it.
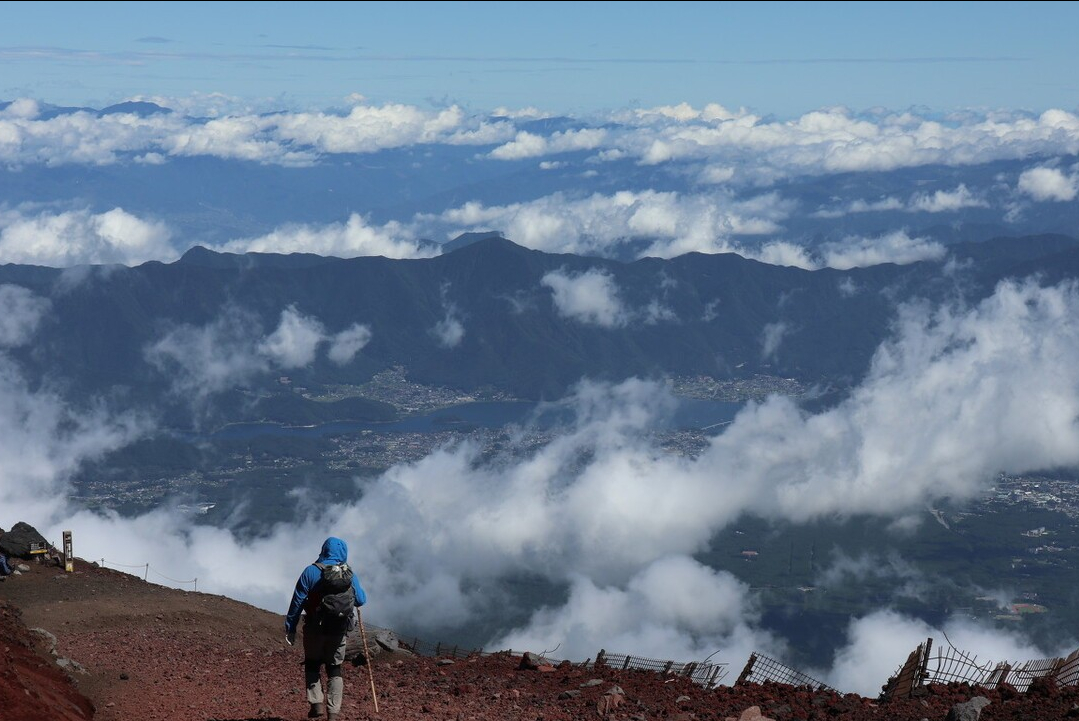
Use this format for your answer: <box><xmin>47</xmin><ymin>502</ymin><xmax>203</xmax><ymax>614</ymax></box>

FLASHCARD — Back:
<box><xmin>98</xmin><ymin>560</ymin><xmax>147</xmax><ymax>569</ymax></box>
<box><xmin>99</xmin><ymin>559</ymin><xmax>198</xmax><ymax>591</ymax></box>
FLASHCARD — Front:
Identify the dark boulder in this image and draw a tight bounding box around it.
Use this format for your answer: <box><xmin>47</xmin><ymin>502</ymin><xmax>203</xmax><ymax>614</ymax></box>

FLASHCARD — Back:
<box><xmin>0</xmin><ymin>522</ymin><xmax>49</xmax><ymax>559</ymax></box>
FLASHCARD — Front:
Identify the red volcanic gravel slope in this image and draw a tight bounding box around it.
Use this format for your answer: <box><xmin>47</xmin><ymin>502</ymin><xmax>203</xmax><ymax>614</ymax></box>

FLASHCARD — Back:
<box><xmin>3</xmin><ymin>559</ymin><xmax>1079</xmax><ymax>721</ymax></box>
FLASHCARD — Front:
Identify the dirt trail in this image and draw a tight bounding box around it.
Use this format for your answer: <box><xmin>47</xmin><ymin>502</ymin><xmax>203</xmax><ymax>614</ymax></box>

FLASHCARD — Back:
<box><xmin>4</xmin><ymin>559</ymin><xmax>1078</xmax><ymax>721</ymax></box>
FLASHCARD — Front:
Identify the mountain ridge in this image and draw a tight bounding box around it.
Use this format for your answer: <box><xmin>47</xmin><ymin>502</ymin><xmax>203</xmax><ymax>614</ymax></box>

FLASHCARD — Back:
<box><xmin>1</xmin><ymin>233</ymin><xmax>1075</xmax><ymax>427</ymax></box>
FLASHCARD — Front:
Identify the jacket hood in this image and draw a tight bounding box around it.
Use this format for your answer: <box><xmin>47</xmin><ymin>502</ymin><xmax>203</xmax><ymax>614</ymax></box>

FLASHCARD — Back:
<box><xmin>317</xmin><ymin>537</ymin><xmax>348</xmax><ymax>565</ymax></box>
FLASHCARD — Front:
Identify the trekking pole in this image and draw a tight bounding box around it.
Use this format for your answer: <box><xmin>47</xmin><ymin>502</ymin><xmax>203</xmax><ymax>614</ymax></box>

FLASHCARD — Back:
<box><xmin>357</xmin><ymin>607</ymin><xmax>380</xmax><ymax>713</ymax></box>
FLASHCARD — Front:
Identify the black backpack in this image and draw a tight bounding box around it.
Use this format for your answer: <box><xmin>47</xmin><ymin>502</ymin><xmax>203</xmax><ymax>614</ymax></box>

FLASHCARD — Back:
<box><xmin>313</xmin><ymin>562</ymin><xmax>356</xmax><ymax>630</ymax></box>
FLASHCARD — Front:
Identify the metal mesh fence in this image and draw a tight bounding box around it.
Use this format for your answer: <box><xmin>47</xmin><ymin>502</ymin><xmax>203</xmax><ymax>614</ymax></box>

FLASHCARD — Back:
<box><xmin>920</xmin><ymin>642</ymin><xmax>998</xmax><ymax>687</ymax></box>
<box><xmin>394</xmin><ymin>639</ymin><xmax>729</xmax><ymax>687</ymax></box>
<box><xmin>736</xmin><ymin>652</ymin><xmax>834</xmax><ymax>692</ymax></box>
<box><xmin>595</xmin><ymin>649</ymin><xmax>729</xmax><ymax>688</ymax></box>
<box><xmin>884</xmin><ymin>639</ymin><xmax>1079</xmax><ymax>699</ymax></box>
<box><xmin>397</xmin><ymin>637</ymin><xmax>484</xmax><ymax>660</ymax></box>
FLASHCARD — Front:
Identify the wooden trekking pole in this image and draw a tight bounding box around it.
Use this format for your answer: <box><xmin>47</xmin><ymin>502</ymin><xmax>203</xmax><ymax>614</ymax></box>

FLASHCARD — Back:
<box><xmin>357</xmin><ymin>607</ymin><xmax>379</xmax><ymax>713</ymax></box>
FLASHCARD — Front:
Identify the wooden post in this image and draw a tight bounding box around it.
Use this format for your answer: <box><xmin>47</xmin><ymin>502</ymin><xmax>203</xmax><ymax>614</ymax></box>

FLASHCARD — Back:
<box><xmin>62</xmin><ymin>531</ymin><xmax>73</xmax><ymax>573</ymax></box>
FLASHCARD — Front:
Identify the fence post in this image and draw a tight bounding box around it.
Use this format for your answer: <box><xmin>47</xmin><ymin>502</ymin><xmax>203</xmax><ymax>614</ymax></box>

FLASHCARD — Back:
<box><xmin>736</xmin><ymin>653</ymin><xmax>758</xmax><ymax>686</ymax></box>
<box><xmin>144</xmin><ymin>563</ymin><xmax>149</xmax><ymax>581</ymax></box>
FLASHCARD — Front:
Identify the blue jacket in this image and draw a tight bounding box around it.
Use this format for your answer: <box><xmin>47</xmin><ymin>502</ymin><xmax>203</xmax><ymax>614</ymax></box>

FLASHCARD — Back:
<box><xmin>285</xmin><ymin>537</ymin><xmax>367</xmax><ymax>634</ymax></box>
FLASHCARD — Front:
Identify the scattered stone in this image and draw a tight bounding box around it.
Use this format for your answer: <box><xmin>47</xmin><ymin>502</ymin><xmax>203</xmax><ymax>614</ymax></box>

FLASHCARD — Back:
<box><xmin>518</xmin><ymin>652</ymin><xmax>546</xmax><ymax>670</ymax></box>
<box><xmin>56</xmin><ymin>657</ymin><xmax>88</xmax><ymax>675</ymax></box>
<box><xmin>438</xmin><ymin>658</ymin><xmax>455</xmax><ymax>666</ymax></box>
<box><xmin>558</xmin><ymin>690</ymin><xmax>581</xmax><ymax>700</ymax></box>
<box><xmin>31</xmin><ymin>628</ymin><xmax>57</xmax><ymax>655</ymax></box>
<box><xmin>597</xmin><ymin>693</ymin><xmax>625</xmax><ymax>715</ymax></box>
<box><xmin>119</xmin><ymin>672</ymin><xmax>129</xmax><ymax>680</ymax></box>
<box><xmin>606</xmin><ymin>685</ymin><xmax>625</xmax><ymax>696</ymax></box>
<box><xmin>944</xmin><ymin>696</ymin><xmax>990</xmax><ymax>721</ymax></box>
<box><xmin>725</xmin><ymin>706</ymin><xmax>775</xmax><ymax>721</ymax></box>
<box><xmin>676</xmin><ymin>695</ymin><xmax>692</xmax><ymax>704</ymax></box>
<box><xmin>580</xmin><ymin>679</ymin><xmax>604</xmax><ymax>688</ymax></box>
<box><xmin>17</xmin><ymin>564</ymin><xmax>30</xmax><ymax>572</ymax></box>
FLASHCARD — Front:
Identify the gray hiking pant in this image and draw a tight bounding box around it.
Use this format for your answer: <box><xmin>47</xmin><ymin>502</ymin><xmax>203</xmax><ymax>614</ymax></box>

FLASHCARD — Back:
<box><xmin>302</xmin><ymin>616</ymin><xmax>348</xmax><ymax>714</ymax></box>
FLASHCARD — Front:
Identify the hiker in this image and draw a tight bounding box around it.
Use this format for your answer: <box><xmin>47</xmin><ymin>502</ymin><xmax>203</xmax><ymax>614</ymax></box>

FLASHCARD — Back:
<box><xmin>285</xmin><ymin>537</ymin><xmax>368</xmax><ymax>721</ymax></box>
<box><xmin>0</xmin><ymin>551</ymin><xmax>11</xmax><ymax>578</ymax></box>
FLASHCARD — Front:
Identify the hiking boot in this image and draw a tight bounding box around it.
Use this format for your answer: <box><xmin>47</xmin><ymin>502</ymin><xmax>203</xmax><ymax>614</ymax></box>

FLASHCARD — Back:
<box><xmin>307</xmin><ymin>702</ymin><xmax>325</xmax><ymax>718</ymax></box>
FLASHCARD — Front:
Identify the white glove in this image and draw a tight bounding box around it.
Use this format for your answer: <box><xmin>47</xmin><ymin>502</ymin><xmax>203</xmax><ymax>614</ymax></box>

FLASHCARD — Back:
<box><xmin>285</xmin><ymin>630</ymin><xmax>296</xmax><ymax>646</ymax></box>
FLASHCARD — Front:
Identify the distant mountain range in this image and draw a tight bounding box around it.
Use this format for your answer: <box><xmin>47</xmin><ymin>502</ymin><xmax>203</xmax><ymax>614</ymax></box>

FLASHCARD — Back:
<box><xmin>3</xmin><ymin>234</ymin><xmax>1077</xmax><ymax>426</ymax></box>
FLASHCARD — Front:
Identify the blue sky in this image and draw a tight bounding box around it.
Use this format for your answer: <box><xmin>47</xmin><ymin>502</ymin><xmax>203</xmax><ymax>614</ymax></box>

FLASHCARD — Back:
<box><xmin>3</xmin><ymin>1</ymin><xmax>1078</xmax><ymax>116</ymax></box>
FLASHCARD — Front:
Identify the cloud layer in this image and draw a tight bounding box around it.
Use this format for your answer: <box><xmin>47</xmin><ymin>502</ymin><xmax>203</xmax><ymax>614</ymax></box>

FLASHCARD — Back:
<box><xmin>5</xmin><ymin>99</ymin><xmax>1079</xmax><ymax>179</ymax></box>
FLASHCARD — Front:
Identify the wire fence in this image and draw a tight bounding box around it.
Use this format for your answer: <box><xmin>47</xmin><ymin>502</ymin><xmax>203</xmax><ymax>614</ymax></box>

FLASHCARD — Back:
<box><xmin>736</xmin><ymin>652</ymin><xmax>834</xmax><ymax>692</ymax></box>
<box><xmin>594</xmin><ymin>649</ymin><xmax>730</xmax><ymax>687</ymax></box>
<box><xmin>396</xmin><ymin>637</ymin><xmax>730</xmax><ymax>688</ymax></box>
<box><xmin>883</xmin><ymin>637</ymin><xmax>1079</xmax><ymax>699</ymax></box>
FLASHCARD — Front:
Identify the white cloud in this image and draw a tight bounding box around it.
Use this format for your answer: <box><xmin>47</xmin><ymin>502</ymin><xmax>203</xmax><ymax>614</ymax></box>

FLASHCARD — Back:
<box><xmin>813</xmin><ymin>197</ymin><xmax>904</xmax><ymax>218</ymax></box>
<box><xmin>610</xmin><ymin>106</ymin><xmax>1079</xmax><ymax>179</ymax></box>
<box><xmin>429</xmin><ymin>189</ymin><xmax>792</xmax><ymax>260</ymax></box>
<box><xmin>491</xmin><ymin>106</ymin><xmax>552</xmax><ymax>120</ymax></box>
<box><xmin>490</xmin><ymin>556</ymin><xmax>780</xmax><ymax>664</ymax></box>
<box><xmin>216</xmin><ymin>213</ymin><xmax>437</xmax><ymax>260</ymax></box>
<box><xmin>1018</xmin><ymin>166</ymin><xmax>1078</xmax><ymax>202</ymax></box>
<box><xmin>258</xmin><ymin>306</ymin><xmax>327</xmax><ymax>368</ymax></box>
<box><xmin>144</xmin><ymin>307</ymin><xmax>275</xmax><ymax>401</ymax></box>
<box><xmin>0</xmin><ymin>207</ymin><xmax>176</xmax><ymax>267</ymax></box>
<box><xmin>433</xmin><ymin>314</ymin><xmax>465</xmax><ymax>348</ymax></box>
<box><xmin>145</xmin><ymin>305</ymin><xmax>367</xmax><ymax>400</ymax></box>
<box><xmin>909</xmin><ymin>183</ymin><xmax>989</xmax><ymax>212</ymax></box>
<box><xmin>542</xmin><ymin>268</ymin><xmax>629</xmax><ymax>328</ymax></box>
<box><xmin>819</xmin><ymin>230</ymin><xmax>947</xmax><ymax>270</ymax></box>
<box><xmin>273</xmin><ymin>103</ymin><xmax>468</xmax><ymax>154</ymax></box>
<box><xmin>837</xmin><ymin>277</ymin><xmax>861</xmax><ymax>297</ymax></box>
<box><xmin>0</xmin><ymin>285</ymin><xmax>50</xmax><ymax>347</ymax></box>
<box><xmin>327</xmin><ymin>323</ymin><xmax>372</xmax><ymax>365</ymax></box>
<box><xmin>815</xmin><ymin>185</ymin><xmax>986</xmax><ymax>218</ymax></box>
<box><xmin>761</xmin><ymin>321</ymin><xmax>788</xmax><ymax>360</ymax></box>
<box><xmin>431</xmin><ymin>286</ymin><xmax>466</xmax><ymax>348</ymax></box>
<box><xmin>0</xmin><ymin>98</ymin><xmax>510</xmax><ymax>167</ymax></box>
<box><xmin>1</xmin><ymin>98</ymin><xmax>40</xmax><ymax>120</ymax></box>
<box><xmin>489</xmin><ymin>128</ymin><xmax>606</xmax><ymax>160</ymax></box>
